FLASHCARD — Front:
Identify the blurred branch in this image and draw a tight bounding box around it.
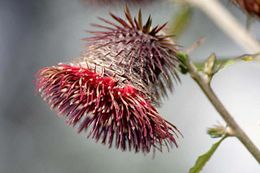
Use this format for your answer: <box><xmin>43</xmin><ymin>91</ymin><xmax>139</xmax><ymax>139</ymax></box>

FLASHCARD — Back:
<box><xmin>180</xmin><ymin>0</ymin><xmax>260</xmax><ymax>53</ymax></box>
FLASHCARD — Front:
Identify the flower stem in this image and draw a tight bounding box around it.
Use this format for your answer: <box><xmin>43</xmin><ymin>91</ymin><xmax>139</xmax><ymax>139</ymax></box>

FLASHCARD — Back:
<box><xmin>184</xmin><ymin>57</ymin><xmax>260</xmax><ymax>163</ymax></box>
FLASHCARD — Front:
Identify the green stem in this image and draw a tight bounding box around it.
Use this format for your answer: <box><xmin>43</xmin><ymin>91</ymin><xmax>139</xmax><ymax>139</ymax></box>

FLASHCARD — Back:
<box><xmin>184</xmin><ymin>56</ymin><xmax>260</xmax><ymax>164</ymax></box>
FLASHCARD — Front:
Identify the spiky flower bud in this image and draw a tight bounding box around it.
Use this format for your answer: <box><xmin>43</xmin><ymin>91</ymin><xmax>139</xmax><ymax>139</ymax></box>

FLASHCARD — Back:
<box><xmin>84</xmin><ymin>6</ymin><xmax>180</xmax><ymax>105</ymax></box>
<box><xmin>233</xmin><ymin>0</ymin><xmax>260</xmax><ymax>18</ymax></box>
<box><xmin>36</xmin><ymin>63</ymin><xmax>179</xmax><ymax>153</ymax></box>
<box><xmin>36</xmin><ymin>6</ymin><xmax>181</xmax><ymax>154</ymax></box>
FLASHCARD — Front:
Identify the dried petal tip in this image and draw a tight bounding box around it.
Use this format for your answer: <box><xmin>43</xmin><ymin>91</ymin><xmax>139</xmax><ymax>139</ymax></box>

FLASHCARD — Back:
<box><xmin>36</xmin><ymin>64</ymin><xmax>180</xmax><ymax>153</ymax></box>
<box><xmin>82</xmin><ymin>0</ymin><xmax>155</xmax><ymax>6</ymax></box>
<box><xmin>84</xmin><ymin>5</ymin><xmax>181</xmax><ymax>105</ymax></box>
<box><xmin>233</xmin><ymin>0</ymin><xmax>260</xmax><ymax>18</ymax></box>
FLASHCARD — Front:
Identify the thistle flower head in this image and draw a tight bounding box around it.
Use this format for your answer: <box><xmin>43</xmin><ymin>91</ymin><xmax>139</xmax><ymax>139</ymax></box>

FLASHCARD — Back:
<box><xmin>36</xmin><ymin>63</ymin><xmax>180</xmax><ymax>153</ymax></box>
<box><xmin>36</xmin><ymin>6</ymin><xmax>181</xmax><ymax>154</ymax></box>
<box><xmin>233</xmin><ymin>0</ymin><xmax>260</xmax><ymax>18</ymax></box>
<box><xmin>84</xmin><ymin>6</ymin><xmax>181</xmax><ymax>105</ymax></box>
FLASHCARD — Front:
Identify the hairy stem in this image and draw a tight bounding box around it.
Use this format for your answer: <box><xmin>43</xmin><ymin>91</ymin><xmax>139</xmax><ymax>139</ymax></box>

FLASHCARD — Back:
<box><xmin>182</xmin><ymin>0</ymin><xmax>260</xmax><ymax>53</ymax></box>
<box><xmin>185</xmin><ymin>58</ymin><xmax>260</xmax><ymax>163</ymax></box>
